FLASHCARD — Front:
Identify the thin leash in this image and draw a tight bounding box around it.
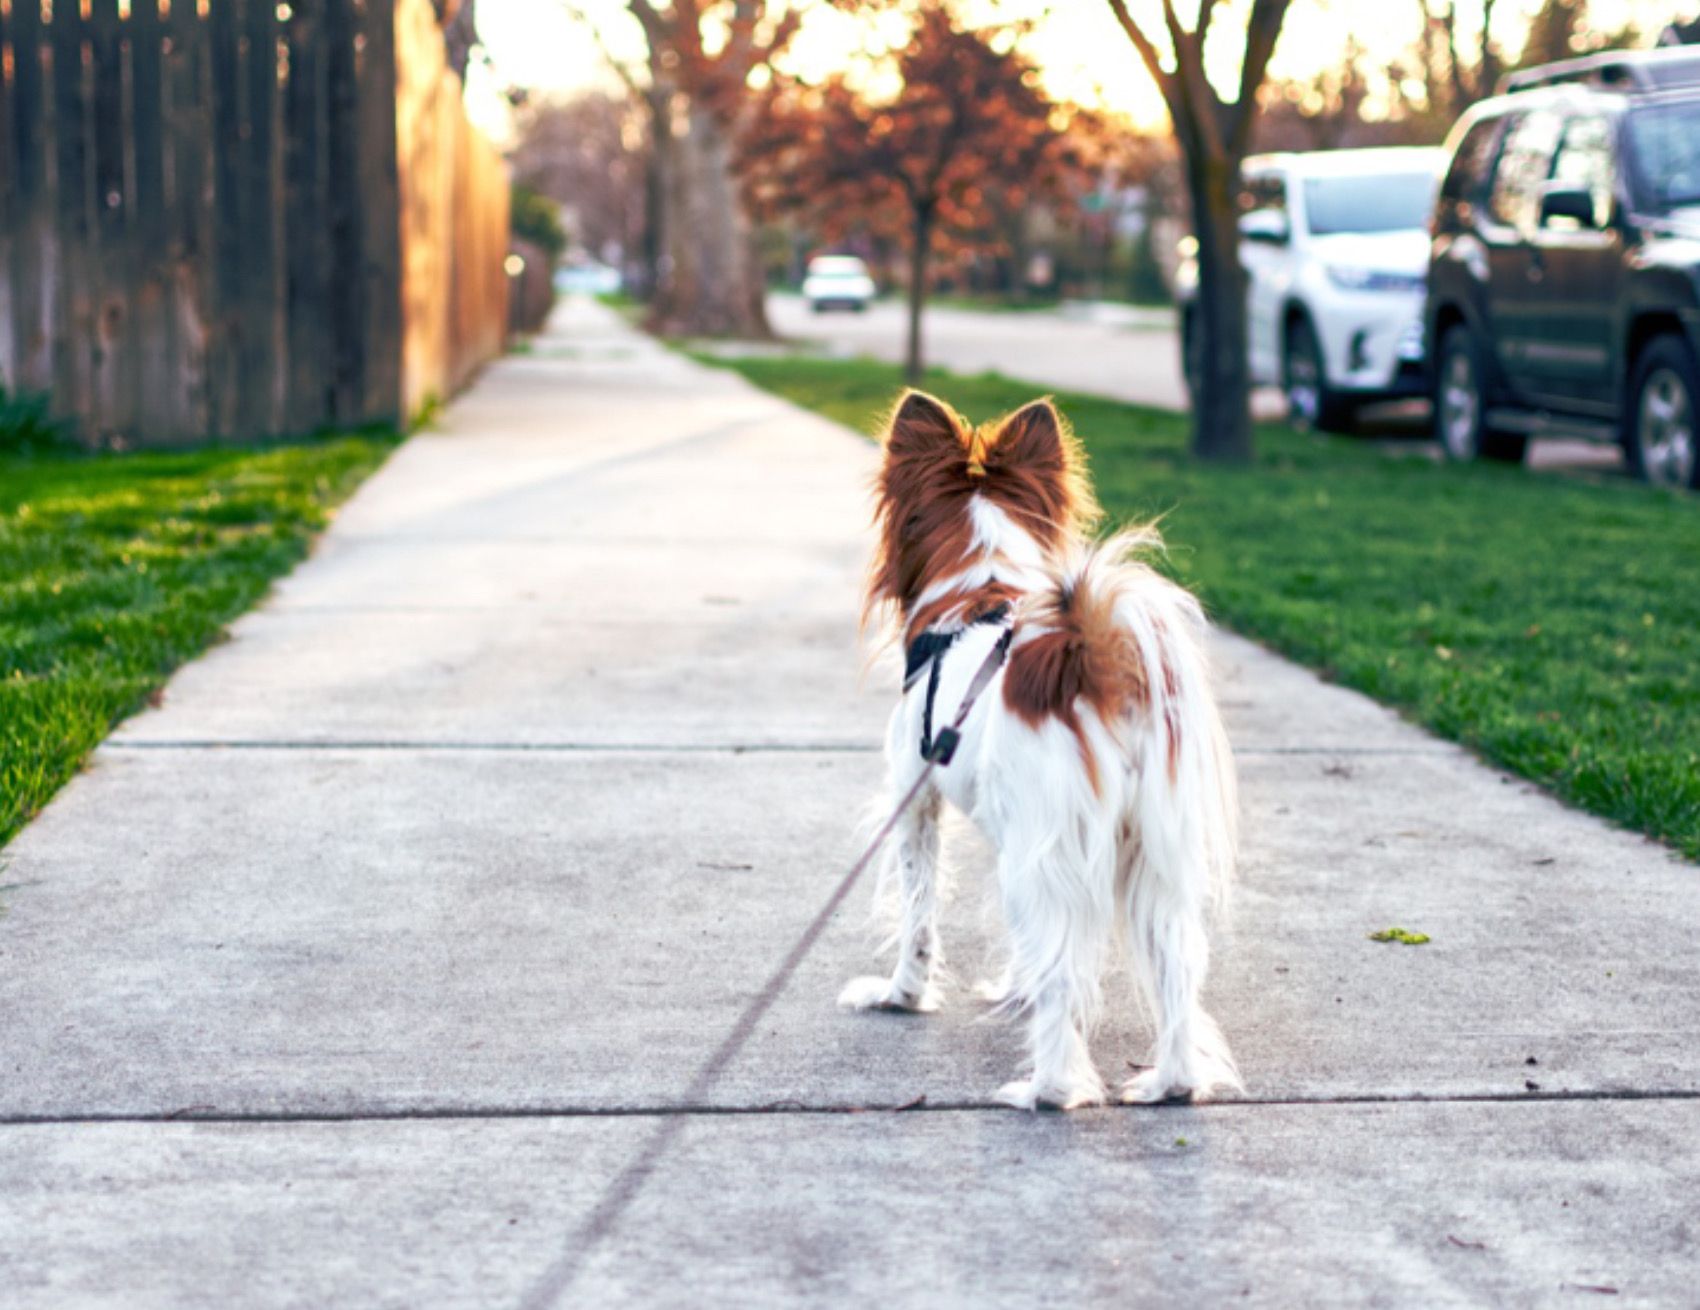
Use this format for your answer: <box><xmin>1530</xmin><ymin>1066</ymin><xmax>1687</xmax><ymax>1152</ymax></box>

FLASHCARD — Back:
<box><xmin>515</xmin><ymin>618</ymin><xmax>1016</xmax><ymax>1310</ymax></box>
<box><xmin>838</xmin><ymin>620</ymin><xmax>1015</xmax><ymax>893</ymax></box>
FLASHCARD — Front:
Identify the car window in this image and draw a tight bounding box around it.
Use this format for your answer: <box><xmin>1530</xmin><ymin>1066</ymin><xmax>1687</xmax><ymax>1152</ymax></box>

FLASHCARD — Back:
<box><xmin>1440</xmin><ymin>116</ymin><xmax>1505</xmax><ymax>209</ymax></box>
<box><xmin>1302</xmin><ymin>172</ymin><xmax>1438</xmax><ymax>236</ymax></box>
<box><xmin>1240</xmin><ymin>172</ymin><xmax>1287</xmax><ymax>216</ymax></box>
<box><xmin>807</xmin><ymin>257</ymin><xmax>869</xmax><ymax>278</ymax></box>
<box><xmin>1487</xmin><ymin>109</ymin><xmax>1563</xmax><ymax>233</ymax></box>
<box><xmin>1624</xmin><ymin>101</ymin><xmax>1700</xmax><ymax>213</ymax></box>
<box><xmin>1548</xmin><ymin>115</ymin><xmax>1616</xmax><ymax>229</ymax></box>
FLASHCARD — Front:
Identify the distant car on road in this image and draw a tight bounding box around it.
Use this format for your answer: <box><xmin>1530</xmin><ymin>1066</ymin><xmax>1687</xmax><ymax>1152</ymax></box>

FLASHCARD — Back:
<box><xmin>1425</xmin><ymin>47</ymin><xmax>1700</xmax><ymax>486</ymax></box>
<box><xmin>553</xmin><ymin>260</ymin><xmax>621</xmax><ymax>296</ymax></box>
<box><xmin>1178</xmin><ymin>147</ymin><xmax>1446</xmax><ymax>433</ymax></box>
<box><xmin>803</xmin><ymin>255</ymin><xmax>876</xmax><ymax>313</ymax></box>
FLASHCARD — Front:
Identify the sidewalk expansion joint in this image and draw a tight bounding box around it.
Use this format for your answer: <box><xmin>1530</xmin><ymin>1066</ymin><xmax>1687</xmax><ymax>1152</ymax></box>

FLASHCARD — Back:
<box><xmin>102</xmin><ymin>740</ymin><xmax>882</xmax><ymax>754</ymax></box>
<box><xmin>1232</xmin><ymin>747</ymin><xmax>1457</xmax><ymax>756</ymax></box>
<box><xmin>7</xmin><ymin>1088</ymin><xmax>1699</xmax><ymax>1128</ymax></box>
<box><xmin>100</xmin><ymin>741</ymin><xmax>1454</xmax><ymax>758</ymax></box>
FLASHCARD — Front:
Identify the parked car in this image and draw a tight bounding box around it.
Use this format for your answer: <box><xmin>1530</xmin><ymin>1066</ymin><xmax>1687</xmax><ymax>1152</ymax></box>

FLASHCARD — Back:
<box><xmin>1177</xmin><ymin>147</ymin><xmax>1446</xmax><ymax>432</ymax></box>
<box><xmin>553</xmin><ymin>260</ymin><xmax>621</xmax><ymax>296</ymax></box>
<box><xmin>1426</xmin><ymin>46</ymin><xmax>1700</xmax><ymax>486</ymax></box>
<box><xmin>802</xmin><ymin>255</ymin><xmax>876</xmax><ymax>313</ymax></box>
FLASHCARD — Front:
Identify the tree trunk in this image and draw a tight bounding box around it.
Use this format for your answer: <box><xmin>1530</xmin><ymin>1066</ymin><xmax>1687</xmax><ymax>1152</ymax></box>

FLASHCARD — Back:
<box><xmin>1186</xmin><ymin>155</ymin><xmax>1253</xmax><ymax>463</ymax></box>
<box><xmin>904</xmin><ymin>201</ymin><xmax>934</xmax><ymax>384</ymax></box>
<box><xmin>635</xmin><ymin>86</ymin><xmax>669</xmax><ymax>302</ymax></box>
<box><xmin>647</xmin><ymin>103</ymin><xmax>772</xmax><ymax>338</ymax></box>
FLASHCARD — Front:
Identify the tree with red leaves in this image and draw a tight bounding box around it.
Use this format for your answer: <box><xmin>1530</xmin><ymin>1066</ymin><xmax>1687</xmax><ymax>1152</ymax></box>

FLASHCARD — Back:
<box><xmin>1105</xmin><ymin>0</ymin><xmax>1294</xmax><ymax>463</ymax></box>
<box><xmin>752</xmin><ymin>6</ymin><xmax>1088</xmax><ymax>381</ymax></box>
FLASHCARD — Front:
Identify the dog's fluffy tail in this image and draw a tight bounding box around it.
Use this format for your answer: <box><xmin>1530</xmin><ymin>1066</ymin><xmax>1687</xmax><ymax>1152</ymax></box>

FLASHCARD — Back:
<box><xmin>1012</xmin><ymin>526</ymin><xmax>1238</xmax><ymax>906</ymax></box>
<box><xmin>1010</xmin><ymin>527</ymin><xmax>1241</xmax><ymax>1096</ymax></box>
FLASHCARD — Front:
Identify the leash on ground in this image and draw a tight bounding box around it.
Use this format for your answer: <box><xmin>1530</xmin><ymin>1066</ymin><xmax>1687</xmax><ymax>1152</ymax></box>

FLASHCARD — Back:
<box><xmin>517</xmin><ymin>621</ymin><xmax>1015</xmax><ymax>1310</ymax></box>
<box><xmin>839</xmin><ymin>621</ymin><xmax>1015</xmax><ymax>892</ymax></box>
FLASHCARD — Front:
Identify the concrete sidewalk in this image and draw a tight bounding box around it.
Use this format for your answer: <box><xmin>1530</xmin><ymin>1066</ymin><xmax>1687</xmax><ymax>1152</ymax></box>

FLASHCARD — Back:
<box><xmin>3</xmin><ymin>297</ymin><xmax>1695</xmax><ymax>1307</ymax></box>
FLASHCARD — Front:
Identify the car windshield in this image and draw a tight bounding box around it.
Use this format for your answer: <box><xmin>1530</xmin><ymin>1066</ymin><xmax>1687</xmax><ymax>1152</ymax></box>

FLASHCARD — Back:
<box><xmin>1626</xmin><ymin>101</ymin><xmax>1700</xmax><ymax>212</ymax></box>
<box><xmin>808</xmin><ymin>258</ymin><xmax>867</xmax><ymax>278</ymax></box>
<box><xmin>1302</xmin><ymin>172</ymin><xmax>1438</xmax><ymax>236</ymax></box>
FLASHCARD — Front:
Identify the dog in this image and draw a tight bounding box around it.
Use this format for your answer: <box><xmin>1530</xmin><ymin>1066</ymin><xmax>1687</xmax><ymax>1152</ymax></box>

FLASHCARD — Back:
<box><xmin>838</xmin><ymin>390</ymin><xmax>1241</xmax><ymax>1110</ymax></box>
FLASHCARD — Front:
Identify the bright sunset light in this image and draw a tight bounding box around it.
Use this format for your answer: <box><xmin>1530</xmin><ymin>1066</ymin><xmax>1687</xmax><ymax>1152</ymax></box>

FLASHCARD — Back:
<box><xmin>471</xmin><ymin>0</ymin><xmax>1695</xmax><ymax>141</ymax></box>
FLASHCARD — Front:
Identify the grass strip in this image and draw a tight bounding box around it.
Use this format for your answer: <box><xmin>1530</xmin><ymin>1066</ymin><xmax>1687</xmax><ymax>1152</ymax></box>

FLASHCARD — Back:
<box><xmin>1</xmin><ymin>434</ymin><xmax>399</xmax><ymax>852</ymax></box>
<box><xmin>700</xmin><ymin>353</ymin><xmax>1700</xmax><ymax>862</ymax></box>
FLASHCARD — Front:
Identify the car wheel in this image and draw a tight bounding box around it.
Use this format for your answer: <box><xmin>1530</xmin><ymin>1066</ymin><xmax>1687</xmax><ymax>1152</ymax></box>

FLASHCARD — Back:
<box><xmin>1436</xmin><ymin>325</ymin><xmax>1527</xmax><ymax>464</ymax></box>
<box><xmin>1284</xmin><ymin>316</ymin><xmax>1353</xmax><ymax>434</ymax></box>
<box><xmin>1626</xmin><ymin>335</ymin><xmax>1700</xmax><ymax>488</ymax></box>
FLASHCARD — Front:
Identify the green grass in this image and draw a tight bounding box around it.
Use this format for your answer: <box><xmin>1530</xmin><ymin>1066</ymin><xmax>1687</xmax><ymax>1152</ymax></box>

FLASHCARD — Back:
<box><xmin>0</xmin><ymin>433</ymin><xmax>399</xmax><ymax>852</ymax></box>
<box><xmin>700</xmin><ymin>354</ymin><xmax>1700</xmax><ymax>862</ymax></box>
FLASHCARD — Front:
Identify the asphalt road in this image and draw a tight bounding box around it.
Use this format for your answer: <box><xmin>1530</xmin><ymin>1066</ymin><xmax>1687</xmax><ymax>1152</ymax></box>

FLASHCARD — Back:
<box><xmin>766</xmin><ymin>293</ymin><xmax>1624</xmax><ymax>475</ymax></box>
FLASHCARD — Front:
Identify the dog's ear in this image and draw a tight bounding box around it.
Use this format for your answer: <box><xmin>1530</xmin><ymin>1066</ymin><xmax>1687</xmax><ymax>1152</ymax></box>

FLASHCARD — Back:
<box><xmin>988</xmin><ymin>398</ymin><xmax>1067</xmax><ymax>472</ymax></box>
<box><xmin>886</xmin><ymin>390</ymin><xmax>965</xmax><ymax>456</ymax></box>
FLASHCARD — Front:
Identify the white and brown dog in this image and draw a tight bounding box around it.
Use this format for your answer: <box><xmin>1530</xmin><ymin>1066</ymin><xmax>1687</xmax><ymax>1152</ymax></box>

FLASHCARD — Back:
<box><xmin>840</xmin><ymin>390</ymin><xmax>1240</xmax><ymax>1110</ymax></box>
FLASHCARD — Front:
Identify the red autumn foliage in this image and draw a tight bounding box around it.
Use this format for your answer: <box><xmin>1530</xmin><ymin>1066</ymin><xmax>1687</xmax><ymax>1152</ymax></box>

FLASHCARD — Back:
<box><xmin>746</xmin><ymin>5</ymin><xmax>1097</xmax><ymax>378</ymax></box>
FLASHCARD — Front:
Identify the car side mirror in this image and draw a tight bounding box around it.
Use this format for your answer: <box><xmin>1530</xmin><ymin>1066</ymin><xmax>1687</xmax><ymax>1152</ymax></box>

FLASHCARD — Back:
<box><xmin>1238</xmin><ymin>210</ymin><xmax>1290</xmax><ymax>246</ymax></box>
<box><xmin>1540</xmin><ymin>185</ymin><xmax>1597</xmax><ymax>229</ymax></box>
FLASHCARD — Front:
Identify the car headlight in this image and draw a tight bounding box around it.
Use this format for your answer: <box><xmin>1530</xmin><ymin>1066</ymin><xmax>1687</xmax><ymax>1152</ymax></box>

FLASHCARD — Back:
<box><xmin>1326</xmin><ymin>266</ymin><xmax>1425</xmax><ymax>294</ymax></box>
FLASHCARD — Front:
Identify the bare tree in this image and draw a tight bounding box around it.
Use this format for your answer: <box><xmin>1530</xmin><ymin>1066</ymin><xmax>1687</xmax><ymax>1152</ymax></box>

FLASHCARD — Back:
<box><xmin>1415</xmin><ymin>0</ymin><xmax>1504</xmax><ymax>117</ymax></box>
<box><xmin>509</xmin><ymin>92</ymin><xmax>650</xmax><ymax>277</ymax></box>
<box><xmin>1105</xmin><ymin>0</ymin><xmax>1294</xmax><ymax>463</ymax></box>
<box><xmin>558</xmin><ymin>1</ymin><xmax>799</xmax><ymax>337</ymax></box>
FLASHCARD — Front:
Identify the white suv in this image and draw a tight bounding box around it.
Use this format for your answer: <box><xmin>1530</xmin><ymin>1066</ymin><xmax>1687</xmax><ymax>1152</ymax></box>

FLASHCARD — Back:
<box><xmin>1178</xmin><ymin>147</ymin><xmax>1446</xmax><ymax>432</ymax></box>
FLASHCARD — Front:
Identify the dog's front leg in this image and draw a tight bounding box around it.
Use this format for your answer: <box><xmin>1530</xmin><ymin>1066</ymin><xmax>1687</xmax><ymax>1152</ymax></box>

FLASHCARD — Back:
<box><xmin>838</xmin><ymin>790</ymin><xmax>944</xmax><ymax>1014</ymax></box>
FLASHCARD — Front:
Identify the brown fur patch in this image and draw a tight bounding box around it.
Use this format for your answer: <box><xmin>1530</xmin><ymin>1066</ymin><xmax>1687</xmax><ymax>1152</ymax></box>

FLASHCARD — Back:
<box><xmin>1002</xmin><ymin>574</ymin><xmax>1147</xmax><ymax>789</ymax></box>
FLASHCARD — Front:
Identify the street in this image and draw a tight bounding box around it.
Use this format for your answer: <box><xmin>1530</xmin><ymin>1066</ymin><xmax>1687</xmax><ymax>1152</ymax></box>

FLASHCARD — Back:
<box><xmin>767</xmin><ymin>293</ymin><xmax>1624</xmax><ymax>475</ymax></box>
<box><xmin>767</xmin><ymin>293</ymin><xmax>1198</xmax><ymax>413</ymax></box>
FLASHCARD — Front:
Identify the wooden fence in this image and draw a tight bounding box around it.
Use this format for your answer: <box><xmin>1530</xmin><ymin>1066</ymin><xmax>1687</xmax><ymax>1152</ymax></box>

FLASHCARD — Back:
<box><xmin>0</xmin><ymin>0</ymin><xmax>510</xmax><ymax>447</ymax></box>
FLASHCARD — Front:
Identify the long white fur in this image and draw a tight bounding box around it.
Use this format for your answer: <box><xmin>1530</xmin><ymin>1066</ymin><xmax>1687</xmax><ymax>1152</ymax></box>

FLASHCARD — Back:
<box><xmin>839</xmin><ymin>518</ymin><xmax>1241</xmax><ymax>1111</ymax></box>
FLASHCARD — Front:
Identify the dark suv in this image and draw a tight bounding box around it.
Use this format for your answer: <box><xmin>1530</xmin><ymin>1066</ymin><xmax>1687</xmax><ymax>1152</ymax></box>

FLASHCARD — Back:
<box><xmin>1426</xmin><ymin>47</ymin><xmax>1700</xmax><ymax>487</ymax></box>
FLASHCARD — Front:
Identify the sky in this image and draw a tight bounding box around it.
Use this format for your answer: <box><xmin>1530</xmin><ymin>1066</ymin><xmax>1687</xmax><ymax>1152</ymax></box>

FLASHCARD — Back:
<box><xmin>468</xmin><ymin>0</ymin><xmax>1695</xmax><ymax>143</ymax></box>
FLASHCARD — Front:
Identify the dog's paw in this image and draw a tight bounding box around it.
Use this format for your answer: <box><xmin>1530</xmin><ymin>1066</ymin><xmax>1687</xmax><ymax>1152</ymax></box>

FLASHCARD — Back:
<box><xmin>1120</xmin><ymin>1068</ymin><xmax>1195</xmax><ymax>1105</ymax></box>
<box><xmin>837</xmin><ymin>975</ymin><xmax>940</xmax><ymax>1013</ymax></box>
<box><xmin>971</xmin><ymin>973</ymin><xmax>1015</xmax><ymax>1006</ymax></box>
<box><xmin>994</xmin><ymin>1077</ymin><xmax>1104</xmax><ymax>1112</ymax></box>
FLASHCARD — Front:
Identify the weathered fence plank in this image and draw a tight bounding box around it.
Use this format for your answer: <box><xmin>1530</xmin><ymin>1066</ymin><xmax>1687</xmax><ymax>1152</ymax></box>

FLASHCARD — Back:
<box><xmin>7</xmin><ymin>3</ymin><xmax>55</xmax><ymax>394</ymax></box>
<box><xmin>164</xmin><ymin>0</ymin><xmax>212</xmax><ymax>440</ymax></box>
<box><xmin>359</xmin><ymin>0</ymin><xmax>404</xmax><ymax>426</ymax></box>
<box><xmin>89</xmin><ymin>0</ymin><xmax>128</xmax><ymax>440</ymax></box>
<box><xmin>284</xmin><ymin>0</ymin><xmax>328</xmax><ymax>435</ymax></box>
<box><xmin>0</xmin><ymin>0</ymin><xmax>15</xmax><ymax>388</ymax></box>
<box><xmin>1</xmin><ymin>0</ymin><xmax>509</xmax><ymax>446</ymax></box>
<box><xmin>237</xmin><ymin>0</ymin><xmax>282</xmax><ymax>437</ymax></box>
<box><xmin>130</xmin><ymin>0</ymin><xmax>177</xmax><ymax>445</ymax></box>
<box><xmin>51</xmin><ymin>0</ymin><xmax>94</xmax><ymax>428</ymax></box>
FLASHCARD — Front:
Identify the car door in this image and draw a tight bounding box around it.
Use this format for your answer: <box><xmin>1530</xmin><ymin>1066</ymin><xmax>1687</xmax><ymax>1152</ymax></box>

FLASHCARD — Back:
<box><xmin>1481</xmin><ymin>108</ymin><xmax>1565</xmax><ymax>400</ymax></box>
<box><xmin>1239</xmin><ymin>169</ymin><xmax>1291</xmax><ymax>386</ymax></box>
<box><xmin>1524</xmin><ymin>112</ymin><xmax>1623</xmax><ymax>414</ymax></box>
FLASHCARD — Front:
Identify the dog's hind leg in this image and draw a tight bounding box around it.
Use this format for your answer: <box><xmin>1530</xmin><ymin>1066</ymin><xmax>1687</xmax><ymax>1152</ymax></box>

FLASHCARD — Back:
<box><xmin>1121</xmin><ymin>870</ymin><xmax>1239</xmax><ymax>1104</ymax></box>
<box><xmin>992</xmin><ymin>853</ymin><xmax>1109</xmax><ymax>1111</ymax></box>
<box><xmin>838</xmin><ymin>791</ymin><xmax>944</xmax><ymax>1013</ymax></box>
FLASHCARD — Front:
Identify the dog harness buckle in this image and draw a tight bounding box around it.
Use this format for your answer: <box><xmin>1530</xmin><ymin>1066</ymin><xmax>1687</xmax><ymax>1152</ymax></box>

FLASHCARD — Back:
<box><xmin>923</xmin><ymin>726</ymin><xmax>962</xmax><ymax>766</ymax></box>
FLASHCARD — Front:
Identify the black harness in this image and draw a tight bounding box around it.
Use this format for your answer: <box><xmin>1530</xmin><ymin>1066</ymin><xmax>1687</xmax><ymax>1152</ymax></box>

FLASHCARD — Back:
<box><xmin>903</xmin><ymin>604</ymin><xmax>1014</xmax><ymax>765</ymax></box>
